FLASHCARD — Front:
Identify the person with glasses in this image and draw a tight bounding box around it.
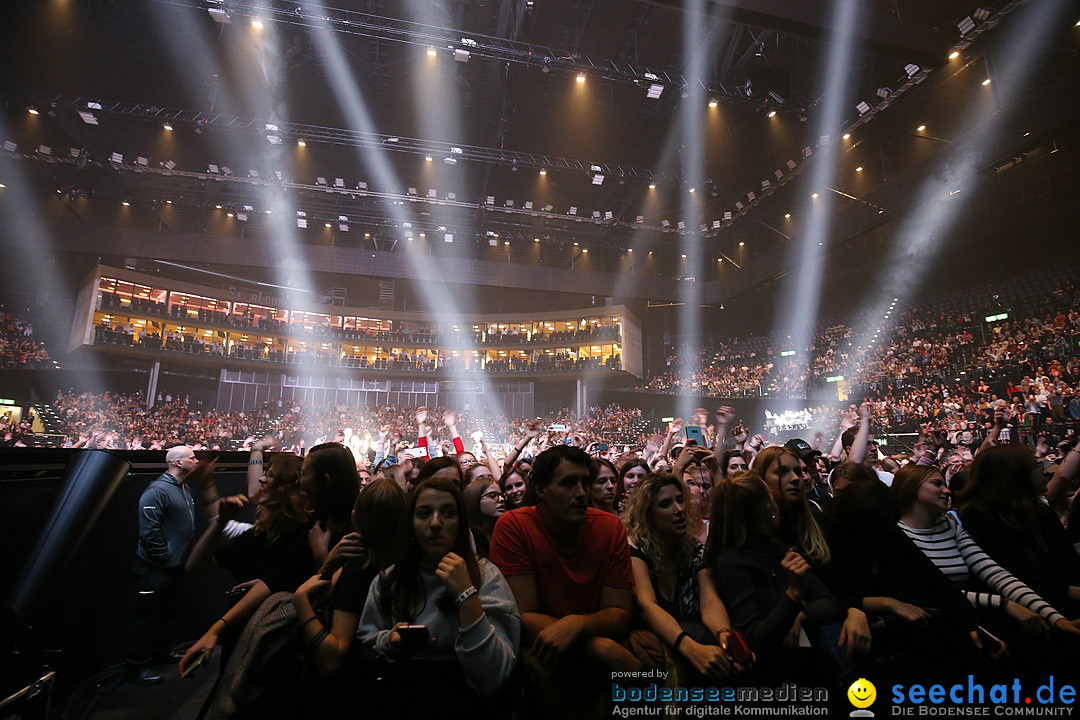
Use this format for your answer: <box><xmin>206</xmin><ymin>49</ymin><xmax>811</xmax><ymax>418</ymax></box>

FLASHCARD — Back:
<box><xmin>464</xmin><ymin>476</ymin><xmax>506</xmax><ymax>558</ymax></box>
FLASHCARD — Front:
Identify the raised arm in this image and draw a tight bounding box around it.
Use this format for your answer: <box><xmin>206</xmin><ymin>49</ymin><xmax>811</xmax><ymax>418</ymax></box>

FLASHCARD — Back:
<box><xmin>247</xmin><ymin>437</ymin><xmax>277</xmax><ymax>497</ymax></box>
<box><xmin>848</xmin><ymin>402</ymin><xmax>873</xmax><ymax>465</ymax></box>
<box><xmin>504</xmin><ymin>420</ymin><xmax>540</xmax><ymax>471</ymax></box>
<box><xmin>1047</xmin><ymin>444</ymin><xmax>1080</xmax><ymax>512</ymax></box>
<box><xmin>185</xmin><ymin>495</ymin><xmax>249</xmax><ymax>573</ymax></box>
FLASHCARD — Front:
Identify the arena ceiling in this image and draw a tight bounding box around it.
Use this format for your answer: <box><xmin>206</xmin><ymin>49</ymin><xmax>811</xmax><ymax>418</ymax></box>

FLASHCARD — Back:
<box><xmin>1</xmin><ymin>0</ymin><xmax>1080</xmax><ymax>310</ymax></box>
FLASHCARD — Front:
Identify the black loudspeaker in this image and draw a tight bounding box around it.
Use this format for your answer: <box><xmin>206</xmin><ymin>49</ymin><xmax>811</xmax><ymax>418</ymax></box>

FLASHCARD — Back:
<box><xmin>9</xmin><ymin>450</ymin><xmax>131</xmax><ymax>618</ymax></box>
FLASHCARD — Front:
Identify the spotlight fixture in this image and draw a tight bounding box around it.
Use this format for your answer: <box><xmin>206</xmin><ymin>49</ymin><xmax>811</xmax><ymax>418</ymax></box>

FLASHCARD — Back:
<box><xmin>811</xmin><ymin>193</ymin><xmax>818</xmax><ymax>199</ymax></box>
<box><xmin>856</xmin><ymin>101</ymin><xmax>871</xmax><ymax>116</ymax></box>
<box><xmin>325</xmin><ymin>223</ymin><xmax>332</xmax><ymax>228</ymax></box>
<box><xmin>576</xmin><ymin>73</ymin><xmax>586</xmax><ymax>83</ymax></box>
<box><xmin>917</xmin><ymin>125</ymin><xmax>926</xmax><ymax>131</ymax></box>
<box><xmin>646</xmin><ymin>83</ymin><xmax>664</xmax><ymax>99</ymax></box>
<box><xmin>297</xmin><ymin>139</ymin><xmax>306</xmax><ymax>147</ymax></box>
<box><xmin>539</xmin><ymin>168</ymin><xmax>546</xmax><ymax>175</ymax></box>
<box><xmin>251</xmin><ymin>18</ymin><xmax>263</xmax><ymax>29</ymax></box>
<box><xmin>957</xmin><ymin>16</ymin><xmax>975</xmax><ymax>35</ymax></box>
<box><xmin>855</xmin><ymin>166</ymin><xmax>863</xmax><ymax>172</ymax></box>
<box><xmin>163</xmin><ymin>123</ymin><xmax>173</xmax><ymax>131</ymax></box>
<box><xmin>708</xmin><ymin>98</ymin><xmax>718</xmax><ymax>108</ymax></box>
<box><xmin>425</xmin><ymin>155</ymin><xmax>432</xmax><ymax>162</ymax></box>
<box><xmin>767</xmin><ymin>110</ymin><xmax>777</xmax><ymax>118</ymax></box>
<box><xmin>207</xmin><ymin>2</ymin><xmax>231</xmax><ymax>22</ymax></box>
<box><xmin>648</xmin><ymin>183</ymin><xmax>656</xmax><ymax>190</ymax></box>
<box><xmin>122</xmin><ymin>200</ymin><xmax>130</xmax><ymax>206</ymax></box>
<box><xmin>689</xmin><ymin>187</ymin><xmax>695</xmax><ymax>193</ymax></box>
<box><xmin>427</xmin><ymin>47</ymin><xmax>437</xmax><ymax>57</ymax></box>
<box><xmin>949</xmin><ymin>50</ymin><xmax>960</xmax><ymax>59</ymax></box>
<box><xmin>981</xmin><ymin>78</ymin><xmax>991</xmax><ymax>86</ymax></box>
<box><xmin>784</xmin><ymin>213</ymin><xmax>790</xmax><ymax>219</ymax></box>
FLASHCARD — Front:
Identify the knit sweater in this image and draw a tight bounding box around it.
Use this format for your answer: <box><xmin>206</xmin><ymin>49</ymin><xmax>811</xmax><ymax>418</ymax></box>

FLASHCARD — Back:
<box><xmin>357</xmin><ymin>558</ymin><xmax>520</xmax><ymax>697</ymax></box>
<box><xmin>898</xmin><ymin>514</ymin><xmax>1065</xmax><ymax>627</ymax></box>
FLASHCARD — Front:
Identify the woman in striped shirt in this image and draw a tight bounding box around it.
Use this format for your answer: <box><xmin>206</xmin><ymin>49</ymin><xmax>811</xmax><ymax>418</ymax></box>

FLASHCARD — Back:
<box><xmin>892</xmin><ymin>464</ymin><xmax>1080</xmax><ymax>638</ymax></box>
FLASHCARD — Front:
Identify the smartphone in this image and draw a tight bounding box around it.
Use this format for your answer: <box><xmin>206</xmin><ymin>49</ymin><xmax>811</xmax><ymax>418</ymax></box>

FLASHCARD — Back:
<box><xmin>975</xmin><ymin>626</ymin><xmax>1001</xmax><ymax>654</ymax></box>
<box><xmin>685</xmin><ymin>425</ymin><xmax>705</xmax><ymax>447</ymax></box>
<box><xmin>397</xmin><ymin>624</ymin><xmax>430</xmax><ymax>647</ymax></box>
<box><xmin>180</xmin><ymin>653</ymin><xmax>205</xmax><ymax>679</ymax></box>
<box><xmin>597</xmin><ymin>442</ymin><xmax>609</xmax><ymax>452</ymax></box>
<box><xmin>726</xmin><ymin>629</ymin><xmax>752</xmax><ymax>666</ymax></box>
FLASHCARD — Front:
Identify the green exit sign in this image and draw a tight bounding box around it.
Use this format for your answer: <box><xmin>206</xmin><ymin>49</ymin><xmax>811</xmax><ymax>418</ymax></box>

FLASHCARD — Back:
<box><xmin>825</xmin><ymin>375</ymin><xmax>845</xmax><ymax>383</ymax></box>
<box><xmin>780</xmin><ymin>350</ymin><xmax>796</xmax><ymax>357</ymax></box>
<box><xmin>984</xmin><ymin>313</ymin><xmax>1008</xmax><ymax>322</ymax></box>
<box><xmin>0</xmin><ymin>399</ymin><xmax>15</xmax><ymax>406</ymax></box>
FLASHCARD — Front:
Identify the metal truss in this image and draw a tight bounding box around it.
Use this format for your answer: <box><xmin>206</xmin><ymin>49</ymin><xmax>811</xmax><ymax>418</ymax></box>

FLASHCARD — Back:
<box><xmin>31</xmin><ymin>94</ymin><xmax>683</xmax><ymax>186</ymax></box>
<box><xmin>146</xmin><ymin>0</ymin><xmax>754</xmax><ymax>103</ymax></box>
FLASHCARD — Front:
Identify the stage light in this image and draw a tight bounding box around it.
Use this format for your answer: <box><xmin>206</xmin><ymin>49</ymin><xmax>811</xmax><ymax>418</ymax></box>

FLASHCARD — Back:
<box><xmin>905</xmin><ymin>63</ymin><xmax>920</xmax><ymax>78</ymax></box>
<box><xmin>949</xmin><ymin>50</ymin><xmax>960</xmax><ymax>59</ymax></box>
<box><xmin>647</xmin><ymin>84</ymin><xmax>664</xmax><ymax>99</ymax></box>
<box><xmin>163</xmin><ymin>123</ymin><xmax>172</xmax><ymax>131</ymax></box>
<box><xmin>534</xmin><ymin>238</ymin><xmax>539</xmax><ymax>242</ymax></box>
<box><xmin>981</xmin><ymin>78</ymin><xmax>991</xmax><ymax>86</ymax></box>
<box><xmin>591</xmin><ymin>174</ymin><xmax>604</xmax><ymax>185</ymax></box>
<box><xmin>917</xmin><ymin>124</ymin><xmax>926</xmax><ymax>131</ymax></box>
<box><xmin>689</xmin><ymin>187</ymin><xmax>695</xmax><ymax>193</ymax></box>
<box><xmin>957</xmin><ymin>16</ymin><xmax>975</xmax><ymax>35</ymax></box>
<box><xmin>427</xmin><ymin>47</ymin><xmax>437</xmax><ymax>57</ymax></box>
<box><xmin>122</xmin><ymin>200</ymin><xmax>130</xmax><ymax>206</ymax></box>
<box><xmin>767</xmin><ymin>110</ymin><xmax>777</xmax><ymax>117</ymax></box>
<box><xmin>856</xmin><ymin>101</ymin><xmax>871</xmax><ymax>116</ymax></box>
<box><xmin>325</xmin><ymin>222</ymin><xmax>332</xmax><ymax>228</ymax></box>
<box><xmin>784</xmin><ymin>213</ymin><xmax>791</xmax><ymax>218</ymax></box>
<box><xmin>297</xmin><ymin>139</ymin><xmax>306</xmax><ymax>147</ymax></box>
<box><xmin>251</xmin><ymin>18</ymin><xmax>263</xmax><ymax>29</ymax></box>
<box><xmin>576</xmin><ymin>73</ymin><xmax>586</xmax><ymax>83</ymax></box>
<box><xmin>425</xmin><ymin>155</ymin><xmax>432</xmax><ymax>162</ymax></box>
<box><xmin>739</xmin><ymin>242</ymin><xmax>744</xmax><ymax>247</ymax></box>
<box><xmin>215</xmin><ymin>205</ymin><xmax>222</xmax><ymax>209</ymax></box>
<box><xmin>27</xmin><ymin>107</ymin><xmax>38</xmax><ymax>115</ymax></box>
<box><xmin>855</xmin><ymin>166</ymin><xmax>863</xmax><ymax>172</ymax></box>
<box><xmin>453</xmin><ymin>49</ymin><xmax>470</xmax><ymax>62</ymax></box>
<box><xmin>681</xmin><ymin>254</ymin><xmax>686</xmax><ymax>258</ymax></box>
<box><xmin>708</xmin><ymin>98</ymin><xmax>718</xmax><ymax>108</ymax></box>
<box><xmin>648</xmin><ymin>183</ymin><xmax>656</xmax><ymax>190</ymax></box>
<box><xmin>539</xmin><ymin>168</ymin><xmax>546</xmax><ymax>175</ymax></box>
<box><xmin>811</xmin><ymin>193</ymin><xmax>818</xmax><ymax>199</ymax></box>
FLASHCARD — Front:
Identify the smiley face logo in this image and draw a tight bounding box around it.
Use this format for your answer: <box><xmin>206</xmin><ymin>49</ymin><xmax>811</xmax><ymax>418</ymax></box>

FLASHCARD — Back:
<box><xmin>847</xmin><ymin>678</ymin><xmax>877</xmax><ymax>710</ymax></box>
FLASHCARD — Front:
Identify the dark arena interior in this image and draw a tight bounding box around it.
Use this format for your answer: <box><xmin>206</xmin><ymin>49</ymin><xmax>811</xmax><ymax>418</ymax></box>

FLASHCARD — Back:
<box><xmin>2</xmin><ymin>0</ymin><xmax>1080</xmax><ymax>718</ymax></box>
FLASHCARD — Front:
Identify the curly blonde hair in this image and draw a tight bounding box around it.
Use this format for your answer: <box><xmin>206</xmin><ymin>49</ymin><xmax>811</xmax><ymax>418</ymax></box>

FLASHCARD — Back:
<box><xmin>620</xmin><ymin>473</ymin><xmax>703</xmax><ymax>575</ymax></box>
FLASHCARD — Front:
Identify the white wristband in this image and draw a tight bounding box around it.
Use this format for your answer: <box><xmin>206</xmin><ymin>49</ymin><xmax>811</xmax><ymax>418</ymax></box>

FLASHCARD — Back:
<box><xmin>455</xmin><ymin>586</ymin><xmax>478</xmax><ymax>608</ymax></box>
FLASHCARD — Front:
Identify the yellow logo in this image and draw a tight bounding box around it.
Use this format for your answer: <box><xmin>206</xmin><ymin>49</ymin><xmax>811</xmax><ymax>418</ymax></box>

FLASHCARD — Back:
<box><xmin>847</xmin><ymin>678</ymin><xmax>876</xmax><ymax>716</ymax></box>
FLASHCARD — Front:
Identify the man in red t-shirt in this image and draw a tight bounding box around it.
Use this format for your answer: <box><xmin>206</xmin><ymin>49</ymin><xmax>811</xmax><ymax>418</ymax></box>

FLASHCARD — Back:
<box><xmin>490</xmin><ymin>444</ymin><xmax>638</xmax><ymax>676</ymax></box>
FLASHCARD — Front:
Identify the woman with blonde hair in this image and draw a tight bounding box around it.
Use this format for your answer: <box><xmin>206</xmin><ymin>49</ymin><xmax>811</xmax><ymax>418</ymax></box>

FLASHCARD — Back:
<box><xmin>621</xmin><ymin>472</ymin><xmax>737</xmax><ymax>680</ymax></box>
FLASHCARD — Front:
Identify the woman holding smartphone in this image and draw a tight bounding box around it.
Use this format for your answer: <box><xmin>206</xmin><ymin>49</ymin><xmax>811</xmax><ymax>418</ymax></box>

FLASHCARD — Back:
<box><xmin>357</xmin><ymin>477</ymin><xmax>520</xmax><ymax>712</ymax></box>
